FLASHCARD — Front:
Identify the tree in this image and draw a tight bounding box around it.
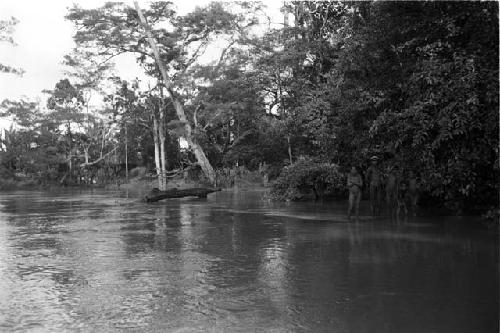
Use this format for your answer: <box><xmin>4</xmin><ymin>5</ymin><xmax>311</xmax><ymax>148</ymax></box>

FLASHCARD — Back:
<box><xmin>0</xmin><ymin>99</ymin><xmax>66</xmax><ymax>182</ymax></box>
<box><xmin>0</xmin><ymin>16</ymin><xmax>24</xmax><ymax>75</ymax></box>
<box><xmin>361</xmin><ymin>1</ymin><xmax>499</xmax><ymax>210</ymax></box>
<box><xmin>106</xmin><ymin>79</ymin><xmax>179</xmax><ymax>190</ymax></box>
<box><xmin>268</xmin><ymin>1</ymin><xmax>498</xmax><ymax>210</ymax></box>
<box><xmin>44</xmin><ymin>79</ymin><xmax>118</xmax><ymax>183</ymax></box>
<box><xmin>66</xmin><ymin>2</ymin><xmax>238</xmax><ymax>184</ymax></box>
<box><xmin>133</xmin><ymin>1</ymin><xmax>216</xmax><ymax>185</ymax></box>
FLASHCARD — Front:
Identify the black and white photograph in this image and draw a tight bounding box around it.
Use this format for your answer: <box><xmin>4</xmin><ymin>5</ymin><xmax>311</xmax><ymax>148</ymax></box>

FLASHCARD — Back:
<box><xmin>0</xmin><ymin>0</ymin><xmax>498</xmax><ymax>332</ymax></box>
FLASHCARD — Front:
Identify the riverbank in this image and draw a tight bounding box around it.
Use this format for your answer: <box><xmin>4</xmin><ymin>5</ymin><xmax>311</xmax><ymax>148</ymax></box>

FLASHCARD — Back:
<box><xmin>1</xmin><ymin>173</ymin><xmax>497</xmax><ymax>225</ymax></box>
<box><xmin>0</xmin><ymin>178</ymin><xmax>45</xmax><ymax>190</ymax></box>
<box><xmin>107</xmin><ymin>171</ymin><xmax>268</xmax><ymax>196</ymax></box>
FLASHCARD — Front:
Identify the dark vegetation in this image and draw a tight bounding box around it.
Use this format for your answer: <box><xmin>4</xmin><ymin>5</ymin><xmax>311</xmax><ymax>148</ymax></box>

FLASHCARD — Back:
<box><xmin>0</xmin><ymin>2</ymin><xmax>498</xmax><ymax>214</ymax></box>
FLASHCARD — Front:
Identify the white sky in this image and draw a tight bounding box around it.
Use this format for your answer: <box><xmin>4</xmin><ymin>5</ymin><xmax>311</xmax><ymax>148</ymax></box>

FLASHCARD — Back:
<box><xmin>0</xmin><ymin>0</ymin><xmax>284</xmax><ymax>105</ymax></box>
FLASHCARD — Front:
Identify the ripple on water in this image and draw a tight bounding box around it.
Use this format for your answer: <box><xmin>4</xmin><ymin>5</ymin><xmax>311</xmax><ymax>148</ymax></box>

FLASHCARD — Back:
<box><xmin>0</xmin><ymin>190</ymin><xmax>497</xmax><ymax>332</ymax></box>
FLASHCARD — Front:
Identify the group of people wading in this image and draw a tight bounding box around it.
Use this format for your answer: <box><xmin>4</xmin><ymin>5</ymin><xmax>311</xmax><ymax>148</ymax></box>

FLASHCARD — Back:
<box><xmin>347</xmin><ymin>156</ymin><xmax>419</xmax><ymax>220</ymax></box>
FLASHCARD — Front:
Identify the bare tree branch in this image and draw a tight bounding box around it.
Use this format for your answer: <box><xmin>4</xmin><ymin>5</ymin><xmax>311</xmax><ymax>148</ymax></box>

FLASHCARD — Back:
<box><xmin>79</xmin><ymin>146</ymin><xmax>118</xmax><ymax>168</ymax></box>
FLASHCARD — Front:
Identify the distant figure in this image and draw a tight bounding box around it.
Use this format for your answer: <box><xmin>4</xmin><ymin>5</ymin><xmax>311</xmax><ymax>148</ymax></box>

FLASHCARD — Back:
<box><xmin>407</xmin><ymin>171</ymin><xmax>419</xmax><ymax>216</ymax></box>
<box><xmin>366</xmin><ymin>156</ymin><xmax>382</xmax><ymax>215</ymax></box>
<box><xmin>385</xmin><ymin>165</ymin><xmax>399</xmax><ymax>215</ymax></box>
<box><xmin>347</xmin><ymin>166</ymin><xmax>363</xmax><ymax>220</ymax></box>
<box><xmin>97</xmin><ymin>167</ymin><xmax>105</xmax><ymax>185</ymax></box>
<box><xmin>397</xmin><ymin>179</ymin><xmax>409</xmax><ymax>215</ymax></box>
<box><xmin>229</xmin><ymin>168</ymin><xmax>236</xmax><ymax>187</ymax></box>
<box><xmin>262</xmin><ymin>173</ymin><xmax>269</xmax><ymax>187</ymax></box>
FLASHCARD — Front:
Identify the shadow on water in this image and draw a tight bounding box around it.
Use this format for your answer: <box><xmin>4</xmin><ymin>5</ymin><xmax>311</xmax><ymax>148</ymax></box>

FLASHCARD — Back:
<box><xmin>0</xmin><ymin>189</ymin><xmax>497</xmax><ymax>332</ymax></box>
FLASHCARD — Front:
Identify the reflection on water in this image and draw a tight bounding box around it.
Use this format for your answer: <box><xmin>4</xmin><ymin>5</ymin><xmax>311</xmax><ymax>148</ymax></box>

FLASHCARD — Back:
<box><xmin>0</xmin><ymin>189</ymin><xmax>497</xmax><ymax>332</ymax></box>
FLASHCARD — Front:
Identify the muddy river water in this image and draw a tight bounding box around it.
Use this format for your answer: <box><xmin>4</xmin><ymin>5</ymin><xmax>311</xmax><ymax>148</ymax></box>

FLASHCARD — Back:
<box><xmin>0</xmin><ymin>189</ymin><xmax>497</xmax><ymax>332</ymax></box>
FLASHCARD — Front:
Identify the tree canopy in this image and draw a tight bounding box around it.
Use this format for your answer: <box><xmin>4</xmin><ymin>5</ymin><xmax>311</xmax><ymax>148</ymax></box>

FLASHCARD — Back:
<box><xmin>0</xmin><ymin>16</ymin><xmax>24</xmax><ymax>75</ymax></box>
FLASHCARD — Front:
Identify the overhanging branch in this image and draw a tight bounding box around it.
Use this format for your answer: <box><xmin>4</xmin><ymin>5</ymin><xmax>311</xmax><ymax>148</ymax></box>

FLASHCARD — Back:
<box><xmin>79</xmin><ymin>146</ymin><xmax>118</xmax><ymax>168</ymax></box>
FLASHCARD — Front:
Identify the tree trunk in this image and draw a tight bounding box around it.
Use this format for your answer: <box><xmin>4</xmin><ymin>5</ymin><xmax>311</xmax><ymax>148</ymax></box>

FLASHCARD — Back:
<box><xmin>134</xmin><ymin>2</ymin><xmax>216</xmax><ymax>185</ymax></box>
<box><xmin>158</xmin><ymin>86</ymin><xmax>168</xmax><ymax>190</ymax></box>
<box><xmin>152</xmin><ymin>115</ymin><xmax>165</xmax><ymax>190</ymax></box>
<box><xmin>125</xmin><ymin>125</ymin><xmax>128</xmax><ymax>183</ymax></box>
<box><xmin>158</xmin><ymin>110</ymin><xmax>167</xmax><ymax>191</ymax></box>
<box><xmin>172</xmin><ymin>100</ymin><xmax>216</xmax><ymax>184</ymax></box>
<box><xmin>145</xmin><ymin>187</ymin><xmax>220</xmax><ymax>202</ymax></box>
<box><xmin>84</xmin><ymin>146</ymin><xmax>89</xmax><ymax>164</ymax></box>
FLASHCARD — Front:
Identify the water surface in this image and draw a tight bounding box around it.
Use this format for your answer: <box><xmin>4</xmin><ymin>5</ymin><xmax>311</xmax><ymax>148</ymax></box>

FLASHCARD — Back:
<box><xmin>0</xmin><ymin>189</ymin><xmax>497</xmax><ymax>332</ymax></box>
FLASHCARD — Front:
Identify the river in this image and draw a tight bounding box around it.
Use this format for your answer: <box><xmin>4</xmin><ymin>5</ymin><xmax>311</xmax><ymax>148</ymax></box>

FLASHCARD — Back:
<box><xmin>0</xmin><ymin>189</ymin><xmax>497</xmax><ymax>332</ymax></box>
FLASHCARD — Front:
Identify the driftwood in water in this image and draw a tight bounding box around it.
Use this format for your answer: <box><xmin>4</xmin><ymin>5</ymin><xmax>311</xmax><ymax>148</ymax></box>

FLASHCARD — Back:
<box><xmin>144</xmin><ymin>187</ymin><xmax>220</xmax><ymax>202</ymax></box>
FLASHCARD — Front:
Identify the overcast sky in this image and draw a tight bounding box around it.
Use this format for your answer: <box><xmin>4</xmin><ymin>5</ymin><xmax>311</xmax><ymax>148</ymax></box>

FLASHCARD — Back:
<box><xmin>0</xmin><ymin>0</ymin><xmax>283</xmax><ymax>103</ymax></box>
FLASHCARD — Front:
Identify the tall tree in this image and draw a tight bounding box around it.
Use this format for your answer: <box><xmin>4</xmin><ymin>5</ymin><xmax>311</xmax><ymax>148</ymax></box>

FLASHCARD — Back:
<box><xmin>107</xmin><ymin>79</ymin><xmax>179</xmax><ymax>190</ymax></box>
<box><xmin>65</xmin><ymin>1</ymin><xmax>258</xmax><ymax>184</ymax></box>
<box><xmin>134</xmin><ymin>1</ymin><xmax>215</xmax><ymax>184</ymax></box>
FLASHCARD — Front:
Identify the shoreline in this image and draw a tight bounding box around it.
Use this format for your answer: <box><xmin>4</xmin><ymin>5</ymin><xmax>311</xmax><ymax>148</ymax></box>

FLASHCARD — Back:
<box><xmin>0</xmin><ymin>177</ymin><xmax>497</xmax><ymax>222</ymax></box>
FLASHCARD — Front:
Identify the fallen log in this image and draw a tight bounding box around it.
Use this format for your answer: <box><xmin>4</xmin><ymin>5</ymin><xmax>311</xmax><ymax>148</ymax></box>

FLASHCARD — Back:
<box><xmin>144</xmin><ymin>187</ymin><xmax>221</xmax><ymax>202</ymax></box>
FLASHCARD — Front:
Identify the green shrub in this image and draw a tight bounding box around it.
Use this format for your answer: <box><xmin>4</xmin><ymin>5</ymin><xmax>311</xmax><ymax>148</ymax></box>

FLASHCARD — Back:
<box><xmin>270</xmin><ymin>159</ymin><xmax>346</xmax><ymax>201</ymax></box>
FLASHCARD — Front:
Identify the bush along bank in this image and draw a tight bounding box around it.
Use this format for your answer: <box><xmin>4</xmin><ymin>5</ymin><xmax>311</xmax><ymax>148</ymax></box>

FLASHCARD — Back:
<box><xmin>270</xmin><ymin>159</ymin><xmax>346</xmax><ymax>201</ymax></box>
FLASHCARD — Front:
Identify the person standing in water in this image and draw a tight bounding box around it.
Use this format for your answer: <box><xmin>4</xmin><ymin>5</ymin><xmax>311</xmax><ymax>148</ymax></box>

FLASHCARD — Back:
<box><xmin>347</xmin><ymin>166</ymin><xmax>363</xmax><ymax>220</ymax></box>
<box><xmin>407</xmin><ymin>170</ymin><xmax>419</xmax><ymax>216</ymax></box>
<box><xmin>385</xmin><ymin>165</ymin><xmax>399</xmax><ymax>216</ymax></box>
<box><xmin>397</xmin><ymin>178</ymin><xmax>409</xmax><ymax>215</ymax></box>
<box><xmin>366</xmin><ymin>156</ymin><xmax>382</xmax><ymax>216</ymax></box>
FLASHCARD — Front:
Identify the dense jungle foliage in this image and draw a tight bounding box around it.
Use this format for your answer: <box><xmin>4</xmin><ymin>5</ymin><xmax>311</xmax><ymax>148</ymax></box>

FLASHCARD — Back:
<box><xmin>0</xmin><ymin>1</ymin><xmax>498</xmax><ymax>213</ymax></box>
